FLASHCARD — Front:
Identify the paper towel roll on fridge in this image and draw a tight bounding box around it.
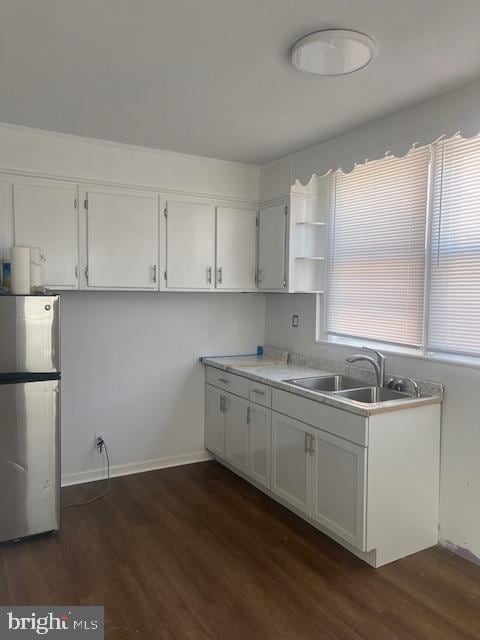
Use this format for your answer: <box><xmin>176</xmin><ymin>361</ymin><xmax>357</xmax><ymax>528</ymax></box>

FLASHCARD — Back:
<box><xmin>11</xmin><ymin>246</ymin><xmax>31</xmax><ymax>294</ymax></box>
<box><xmin>30</xmin><ymin>246</ymin><xmax>43</xmax><ymax>292</ymax></box>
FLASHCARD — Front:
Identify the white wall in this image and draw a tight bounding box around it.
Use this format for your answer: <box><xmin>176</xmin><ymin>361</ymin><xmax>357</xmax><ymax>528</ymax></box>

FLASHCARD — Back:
<box><xmin>260</xmin><ymin>79</ymin><xmax>480</xmax><ymax>201</ymax></box>
<box><xmin>0</xmin><ymin>123</ymin><xmax>264</xmax><ymax>484</ymax></box>
<box><xmin>265</xmin><ymin>293</ymin><xmax>480</xmax><ymax>561</ymax></box>
<box><xmin>61</xmin><ymin>292</ymin><xmax>265</xmax><ymax>484</ymax></box>
<box><xmin>0</xmin><ymin>123</ymin><xmax>259</xmax><ymax>202</ymax></box>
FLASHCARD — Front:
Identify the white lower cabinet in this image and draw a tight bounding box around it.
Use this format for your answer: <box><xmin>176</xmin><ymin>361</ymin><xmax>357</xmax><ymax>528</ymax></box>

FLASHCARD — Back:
<box><xmin>310</xmin><ymin>429</ymin><xmax>367</xmax><ymax>550</ymax></box>
<box><xmin>205</xmin><ymin>384</ymin><xmax>272</xmax><ymax>486</ymax></box>
<box><xmin>270</xmin><ymin>411</ymin><xmax>367</xmax><ymax>546</ymax></box>
<box><xmin>224</xmin><ymin>394</ymin><xmax>250</xmax><ymax>473</ymax></box>
<box><xmin>271</xmin><ymin>413</ymin><xmax>312</xmax><ymax>515</ymax></box>
<box><xmin>248</xmin><ymin>403</ymin><xmax>271</xmax><ymax>488</ymax></box>
<box><xmin>204</xmin><ymin>366</ymin><xmax>441</xmax><ymax>567</ymax></box>
<box><xmin>205</xmin><ymin>385</ymin><xmax>225</xmax><ymax>458</ymax></box>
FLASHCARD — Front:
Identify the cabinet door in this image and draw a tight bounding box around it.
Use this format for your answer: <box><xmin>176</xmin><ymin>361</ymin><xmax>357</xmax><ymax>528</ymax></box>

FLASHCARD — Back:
<box><xmin>216</xmin><ymin>207</ymin><xmax>257</xmax><ymax>290</ymax></box>
<box><xmin>86</xmin><ymin>189</ymin><xmax>158</xmax><ymax>289</ymax></box>
<box><xmin>13</xmin><ymin>182</ymin><xmax>78</xmax><ymax>289</ymax></box>
<box><xmin>205</xmin><ymin>385</ymin><xmax>225</xmax><ymax>458</ymax></box>
<box><xmin>271</xmin><ymin>412</ymin><xmax>311</xmax><ymax>515</ymax></box>
<box><xmin>165</xmin><ymin>200</ymin><xmax>215</xmax><ymax>289</ymax></box>
<box><xmin>311</xmin><ymin>429</ymin><xmax>367</xmax><ymax>550</ymax></box>
<box><xmin>258</xmin><ymin>203</ymin><xmax>287</xmax><ymax>290</ymax></box>
<box><xmin>224</xmin><ymin>393</ymin><xmax>250</xmax><ymax>473</ymax></box>
<box><xmin>0</xmin><ymin>182</ymin><xmax>13</xmax><ymax>262</ymax></box>
<box><xmin>248</xmin><ymin>403</ymin><xmax>271</xmax><ymax>488</ymax></box>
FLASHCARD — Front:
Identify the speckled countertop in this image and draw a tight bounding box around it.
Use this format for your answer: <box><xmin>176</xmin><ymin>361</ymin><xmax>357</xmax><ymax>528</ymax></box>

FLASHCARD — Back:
<box><xmin>202</xmin><ymin>351</ymin><xmax>443</xmax><ymax>417</ymax></box>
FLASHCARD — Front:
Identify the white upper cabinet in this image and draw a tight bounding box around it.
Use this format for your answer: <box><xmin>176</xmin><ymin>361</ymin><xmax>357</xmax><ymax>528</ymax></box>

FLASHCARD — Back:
<box><xmin>216</xmin><ymin>207</ymin><xmax>257</xmax><ymax>290</ymax></box>
<box><xmin>0</xmin><ymin>182</ymin><xmax>13</xmax><ymax>262</ymax></box>
<box><xmin>13</xmin><ymin>181</ymin><xmax>79</xmax><ymax>289</ymax></box>
<box><xmin>83</xmin><ymin>187</ymin><xmax>158</xmax><ymax>289</ymax></box>
<box><xmin>258</xmin><ymin>202</ymin><xmax>288</xmax><ymax>291</ymax></box>
<box><xmin>163</xmin><ymin>200</ymin><xmax>215</xmax><ymax>290</ymax></box>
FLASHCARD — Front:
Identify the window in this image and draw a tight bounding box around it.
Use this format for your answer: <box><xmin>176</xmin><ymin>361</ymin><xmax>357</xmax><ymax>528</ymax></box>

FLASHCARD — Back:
<box><xmin>325</xmin><ymin>134</ymin><xmax>480</xmax><ymax>361</ymax></box>
<box><xmin>327</xmin><ymin>147</ymin><xmax>431</xmax><ymax>348</ymax></box>
<box><xmin>428</xmin><ymin>136</ymin><xmax>480</xmax><ymax>357</ymax></box>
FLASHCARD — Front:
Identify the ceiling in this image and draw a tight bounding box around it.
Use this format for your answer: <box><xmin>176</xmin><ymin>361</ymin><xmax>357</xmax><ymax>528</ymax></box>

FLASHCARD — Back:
<box><xmin>2</xmin><ymin>0</ymin><xmax>480</xmax><ymax>164</ymax></box>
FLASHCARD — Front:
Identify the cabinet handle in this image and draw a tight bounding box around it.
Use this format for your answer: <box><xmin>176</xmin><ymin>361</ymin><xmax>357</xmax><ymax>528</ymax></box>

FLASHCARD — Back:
<box><xmin>304</xmin><ymin>432</ymin><xmax>309</xmax><ymax>454</ymax></box>
<box><xmin>220</xmin><ymin>395</ymin><xmax>227</xmax><ymax>413</ymax></box>
<box><xmin>246</xmin><ymin>406</ymin><xmax>251</xmax><ymax>425</ymax></box>
<box><xmin>152</xmin><ymin>265</ymin><xmax>157</xmax><ymax>283</ymax></box>
<box><xmin>207</xmin><ymin>267</ymin><xmax>212</xmax><ymax>284</ymax></box>
<box><xmin>218</xmin><ymin>378</ymin><xmax>229</xmax><ymax>384</ymax></box>
<box><xmin>257</xmin><ymin>269</ymin><xmax>262</xmax><ymax>283</ymax></box>
<box><xmin>283</xmin><ymin>205</ymin><xmax>288</xmax><ymax>289</ymax></box>
<box><xmin>251</xmin><ymin>389</ymin><xmax>265</xmax><ymax>396</ymax></box>
<box><xmin>217</xmin><ymin>267</ymin><xmax>223</xmax><ymax>284</ymax></box>
<box><xmin>309</xmin><ymin>434</ymin><xmax>315</xmax><ymax>455</ymax></box>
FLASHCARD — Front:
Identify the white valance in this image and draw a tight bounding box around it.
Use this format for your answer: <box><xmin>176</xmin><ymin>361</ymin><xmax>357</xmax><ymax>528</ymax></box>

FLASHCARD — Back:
<box><xmin>290</xmin><ymin>80</ymin><xmax>480</xmax><ymax>185</ymax></box>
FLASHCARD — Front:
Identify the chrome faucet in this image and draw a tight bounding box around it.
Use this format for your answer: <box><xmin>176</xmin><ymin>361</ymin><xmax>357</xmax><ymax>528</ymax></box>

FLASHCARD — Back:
<box><xmin>345</xmin><ymin>347</ymin><xmax>386</xmax><ymax>387</ymax></box>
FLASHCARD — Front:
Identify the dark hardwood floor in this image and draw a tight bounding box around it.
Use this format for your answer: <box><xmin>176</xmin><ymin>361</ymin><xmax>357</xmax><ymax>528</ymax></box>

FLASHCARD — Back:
<box><xmin>1</xmin><ymin>461</ymin><xmax>480</xmax><ymax>639</ymax></box>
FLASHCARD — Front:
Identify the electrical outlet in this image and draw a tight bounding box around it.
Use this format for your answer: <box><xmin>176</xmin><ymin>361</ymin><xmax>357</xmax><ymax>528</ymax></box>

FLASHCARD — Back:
<box><xmin>94</xmin><ymin>432</ymin><xmax>105</xmax><ymax>452</ymax></box>
<box><xmin>292</xmin><ymin>314</ymin><xmax>299</xmax><ymax>328</ymax></box>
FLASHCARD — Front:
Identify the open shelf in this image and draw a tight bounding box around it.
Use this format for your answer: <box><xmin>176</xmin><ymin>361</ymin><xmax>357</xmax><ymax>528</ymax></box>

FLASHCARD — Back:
<box><xmin>294</xmin><ymin>257</ymin><xmax>326</xmax><ymax>293</ymax></box>
<box><xmin>295</xmin><ymin>224</ymin><xmax>327</xmax><ymax>260</ymax></box>
<box><xmin>290</xmin><ymin>176</ymin><xmax>329</xmax><ymax>293</ymax></box>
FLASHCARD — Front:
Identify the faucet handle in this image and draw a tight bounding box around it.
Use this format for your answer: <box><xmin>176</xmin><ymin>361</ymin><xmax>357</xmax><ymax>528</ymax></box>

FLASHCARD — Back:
<box><xmin>362</xmin><ymin>346</ymin><xmax>385</xmax><ymax>362</ymax></box>
<box><xmin>387</xmin><ymin>376</ymin><xmax>421</xmax><ymax>397</ymax></box>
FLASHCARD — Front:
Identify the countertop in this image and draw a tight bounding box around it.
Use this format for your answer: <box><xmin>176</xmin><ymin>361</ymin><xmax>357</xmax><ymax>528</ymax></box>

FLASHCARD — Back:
<box><xmin>202</xmin><ymin>355</ymin><xmax>443</xmax><ymax>417</ymax></box>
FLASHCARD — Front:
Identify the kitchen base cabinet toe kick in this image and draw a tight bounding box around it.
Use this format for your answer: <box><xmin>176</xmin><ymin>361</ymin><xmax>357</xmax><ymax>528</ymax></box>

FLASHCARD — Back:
<box><xmin>204</xmin><ymin>365</ymin><xmax>441</xmax><ymax>568</ymax></box>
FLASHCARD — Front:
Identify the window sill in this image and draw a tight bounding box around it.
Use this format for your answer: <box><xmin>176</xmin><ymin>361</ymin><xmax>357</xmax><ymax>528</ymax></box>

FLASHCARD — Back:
<box><xmin>314</xmin><ymin>335</ymin><xmax>480</xmax><ymax>371</ymax></box>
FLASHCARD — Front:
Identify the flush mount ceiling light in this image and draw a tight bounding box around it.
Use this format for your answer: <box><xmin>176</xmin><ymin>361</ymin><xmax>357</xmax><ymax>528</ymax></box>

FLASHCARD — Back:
<box><xmin>291</xmin><ymin>29</ymin><xmax>375</xmax><ymax>76</ymax></box>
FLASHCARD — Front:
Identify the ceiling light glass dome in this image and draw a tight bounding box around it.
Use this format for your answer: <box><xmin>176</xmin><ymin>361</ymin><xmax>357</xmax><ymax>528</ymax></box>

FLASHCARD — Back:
<box><xmin>291</xmin><ymin>30</ymin><xmax>375</xmax><ymax>76</ymax></box>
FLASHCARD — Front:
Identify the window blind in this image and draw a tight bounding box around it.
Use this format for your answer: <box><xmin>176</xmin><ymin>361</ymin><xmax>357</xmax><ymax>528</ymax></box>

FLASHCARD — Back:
<box><xmin>428</xmin><ymin>135</ymin><xmax>480</xmax><ymax>357</ymax></box>
<box><xmin>327</xmin><ymin>148</ymin><xmax>430</xmax><ymax>347</ymax></box>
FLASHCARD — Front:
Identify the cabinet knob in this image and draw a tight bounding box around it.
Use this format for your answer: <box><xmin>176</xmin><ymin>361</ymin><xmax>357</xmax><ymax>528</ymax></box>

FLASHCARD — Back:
<box><xmin>207</xmin><ymin>267</ymin><xmax>212</xmax><ymax>284</ymax></box>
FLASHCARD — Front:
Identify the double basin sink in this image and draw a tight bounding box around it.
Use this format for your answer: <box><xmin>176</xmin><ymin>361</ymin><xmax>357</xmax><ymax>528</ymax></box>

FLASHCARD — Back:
<box><xmin>284</xmin><ymin>375</ymin><xmax>414</xmax><ymax>405</ymax></box>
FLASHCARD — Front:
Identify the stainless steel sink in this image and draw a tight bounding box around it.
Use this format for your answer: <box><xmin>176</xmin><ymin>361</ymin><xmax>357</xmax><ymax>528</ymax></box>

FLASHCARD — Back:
<box><xmin>333</xmin><ymin>387</ymin><xmax>414</xmax><ymax>404</ymax></box>
<box><xmin>284</xmin><ymin>375</ymin><xmax>369</xmax><ymax>392</ymax></box>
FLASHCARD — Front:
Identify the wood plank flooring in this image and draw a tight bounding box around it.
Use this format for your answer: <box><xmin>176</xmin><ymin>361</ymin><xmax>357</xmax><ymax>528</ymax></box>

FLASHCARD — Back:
<box><xmin>1</xmin><ymin>461</ymin><xmax>480</xmax><ymax>639</ymax></box>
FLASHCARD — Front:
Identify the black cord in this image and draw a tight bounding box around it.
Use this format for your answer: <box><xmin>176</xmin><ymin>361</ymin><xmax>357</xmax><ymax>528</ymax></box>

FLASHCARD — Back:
<box><xmin>61</xmin><ymin>440</ymin><xmax>111</xmax><ymax>508</ymax></box>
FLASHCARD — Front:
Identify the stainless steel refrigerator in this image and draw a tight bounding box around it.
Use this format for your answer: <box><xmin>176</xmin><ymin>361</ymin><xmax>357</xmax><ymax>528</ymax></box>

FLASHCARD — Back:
<box><xmin>0</xmin><ymin>295</ymin><xmax>60</xmax><ymax>542</ymax></box>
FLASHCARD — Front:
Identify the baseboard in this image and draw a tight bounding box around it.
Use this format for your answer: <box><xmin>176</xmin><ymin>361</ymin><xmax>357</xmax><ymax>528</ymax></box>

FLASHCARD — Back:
<box><xmin>439</xmin><ymin>538</ymin><xmax>480</xmax><ymax>566</ymax></box>
<box><xmin>61</xmin><ymin>450</ymin><xmax>213</xmax><ymax>487</ymax></box>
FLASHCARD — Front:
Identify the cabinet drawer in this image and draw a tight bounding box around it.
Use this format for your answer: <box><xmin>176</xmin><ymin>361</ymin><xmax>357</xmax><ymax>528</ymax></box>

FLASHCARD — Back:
<box><xmin>272</xmin><ymin>389</ymin><xmax>368</xmax><ymax>446</ymax></box>
<box><xmin>249</xmin><ymin>381</ymin><xmax>272</xmax><ymax>407</ymax></box>
<box><xmin>206</xmin><ymin>367</ymin><xmax>249</xmax><ymax>398</ymax></box>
